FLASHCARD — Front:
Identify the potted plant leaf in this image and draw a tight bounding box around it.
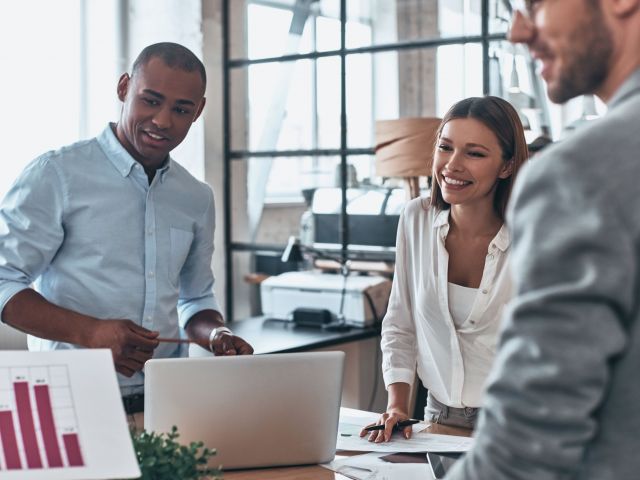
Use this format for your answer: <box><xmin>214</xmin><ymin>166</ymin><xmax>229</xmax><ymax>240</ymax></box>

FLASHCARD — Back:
<box><xmin>129</xmin><ymin>426</ymin><xmax>222</xmax><ymax>479</ymax></box>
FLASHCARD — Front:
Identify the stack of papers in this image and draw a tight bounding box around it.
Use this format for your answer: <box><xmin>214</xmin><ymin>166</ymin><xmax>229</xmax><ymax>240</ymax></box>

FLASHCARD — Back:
<box><xmin>322</xmin><ymin>408</ymin><xmax>474</xmax><ymax>479</ymax></box>
<box><xmin>336</xmin><ymin>408</ymin><xmax>473</xmax><ymax>453</ymax></box>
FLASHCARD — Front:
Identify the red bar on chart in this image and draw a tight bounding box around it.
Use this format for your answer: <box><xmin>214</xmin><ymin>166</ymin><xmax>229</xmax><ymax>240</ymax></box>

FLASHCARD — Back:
<box><xmin>62</xmin><ymin>433</ymin><xmax>84</xmax><ymax>467</ymax></box>
<box><xmin>34</xmin><ymin>384</ymin><xmax>63</xmax><ymax>468</ymax></box>
<box><xmin>14</xmin><ymin>381</ymin><xmax>43</xmax><ymax>469</ymax></box>
<box><xmin>0</xmin><ymin>410</ymin><xmax>22</xmax><ymax>469</ymax></box>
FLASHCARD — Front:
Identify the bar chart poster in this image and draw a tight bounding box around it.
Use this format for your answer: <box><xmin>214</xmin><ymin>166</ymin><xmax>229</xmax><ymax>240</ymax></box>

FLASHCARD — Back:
<box><xmin>0</xmin><ymin>350</ymin><xmax>140</xmax><ymax>479</ymax></box>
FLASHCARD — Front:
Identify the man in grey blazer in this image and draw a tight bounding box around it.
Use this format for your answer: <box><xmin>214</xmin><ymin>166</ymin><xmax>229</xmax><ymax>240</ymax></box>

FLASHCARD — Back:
<box><xmin>447</xmin><ymin>1</ymin><xmax>640</xmax><ymax>479</ymax></box>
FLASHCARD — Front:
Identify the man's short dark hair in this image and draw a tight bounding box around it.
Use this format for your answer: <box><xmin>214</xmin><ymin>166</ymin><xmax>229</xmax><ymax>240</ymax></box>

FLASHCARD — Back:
<box><xmin>132</xmin><ymin>42</ymin><xmax>207</xmax><ymax>91</ymax></box>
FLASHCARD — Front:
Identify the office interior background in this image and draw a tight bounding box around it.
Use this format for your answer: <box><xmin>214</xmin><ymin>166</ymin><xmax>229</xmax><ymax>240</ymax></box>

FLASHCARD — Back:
<box><xmin>2</xmin><ymin>0</ymin><xmax>607</xmax><ymax>410</ymax></box>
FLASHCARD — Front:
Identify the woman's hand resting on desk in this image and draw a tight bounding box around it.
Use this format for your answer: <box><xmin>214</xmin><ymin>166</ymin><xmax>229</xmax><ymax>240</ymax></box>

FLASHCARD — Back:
<box><xmin>360</xmin><ymin>382</ymin><xmax>413</xmax><ymax>442</ymax></box>
<box><xmin>360</xmin><ymin>408</ymin><xmax>413</xmax><ymax>443</ymax></box>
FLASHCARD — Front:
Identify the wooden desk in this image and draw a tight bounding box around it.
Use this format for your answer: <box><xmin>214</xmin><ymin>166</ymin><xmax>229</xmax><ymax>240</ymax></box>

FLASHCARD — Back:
<box><xmin>224</xmin><ymin>423</ymin><xmax>472</xmax><ymax>480</ymax></box>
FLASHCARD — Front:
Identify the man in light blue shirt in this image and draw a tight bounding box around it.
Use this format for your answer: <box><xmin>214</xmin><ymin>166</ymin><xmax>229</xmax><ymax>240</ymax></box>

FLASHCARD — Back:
<box><xmin>0</xmin><ymin>42</ymin><xmax>253</xmax><ymax>400</ymax></box>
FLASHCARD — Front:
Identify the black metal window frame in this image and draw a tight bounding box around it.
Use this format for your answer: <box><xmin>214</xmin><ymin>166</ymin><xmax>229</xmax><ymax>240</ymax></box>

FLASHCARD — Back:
<box><xmin>222</xmin><ymin>0</ymin><xmax>506</xmax><ymax>321</ymax></box>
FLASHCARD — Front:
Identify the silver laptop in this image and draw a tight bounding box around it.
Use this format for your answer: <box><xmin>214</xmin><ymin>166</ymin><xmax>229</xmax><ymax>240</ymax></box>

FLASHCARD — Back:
<box><xmin>144</xmin><ymin>351</ymin><xmax>345</xmax><ymax>470</ymax></box>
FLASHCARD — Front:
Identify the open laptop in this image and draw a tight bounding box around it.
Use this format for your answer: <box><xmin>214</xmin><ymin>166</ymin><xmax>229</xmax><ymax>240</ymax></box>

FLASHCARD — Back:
<box><xmin>144</xmin><ymin>351</ymin><xmax>345</xmax><ymax>470</ymax></box>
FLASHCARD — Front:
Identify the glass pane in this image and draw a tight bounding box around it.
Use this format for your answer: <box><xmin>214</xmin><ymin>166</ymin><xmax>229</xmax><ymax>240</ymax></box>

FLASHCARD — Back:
<box><xmin>231</xmin><ymin>250</ymin><xmax>259</xmax><ymax>321</ymax></box>
<box><xmin>347</xmin><ymin>44</ymin><xmax>483</xmax><ymax>148</ymax></box>
<box><xmin>489</xmin><ymin>0</ymin><xmax>511</xmax><ymax>34</ymax></box>
<box><xmin>233</xmin><ymin>0</ymin><xmax>494</xmax><ymax>59</ymax></box>
<box><xmin>264</xmin><ymin>155</ymin><xmax>342</xmax><ymax>202</ymax></box>
<box><xmin>265</xmin><ymin>155</ymin><xmax>390</xmax><ymax>204</ymax></box>
<box><xmin>346</xmin><ymin>155</ymin><xmax>378</xmax><ymax>186</ymax></box>
<box><xmin>236</xmin><ymin>155</ymin><xmax>344</xmax><ymax>238</ymax></box>
<box><xmin>2</xmin><ymin>1</ymin><xmax>82</xmax><ymax>199</ymax></box>
<box><xmin>347</xmin><ymin>0</ymin><xmax>482</xmax><ymax>49</ymax></box>
<box><xmin>348</xmin><ymin>154</ymin><xmax>430</xmax><ymax>201</ymax></box>
<box><xmin>489</xmin><ymin>40</ymin><xmax>548</xmax><ymax>141</ymax></box>
<box><xmin>231</xmin><ymin>58</ymin><xmax>341</xmax><ymax>151</ymax></box>
<box><xmin>231</xmin><ymin>0</ymin><xmax>341</xmax><ymax>60</ymax></box>
<box><xmin>436</xmin><ymin>43</ymin><xmax>484</xmax><ymax>114</ymax></box>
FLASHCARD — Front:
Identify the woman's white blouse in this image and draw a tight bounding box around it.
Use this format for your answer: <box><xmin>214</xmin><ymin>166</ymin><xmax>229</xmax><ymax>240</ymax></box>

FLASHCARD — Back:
<box><xmin>381</xmin><ymin>197</ymin><xmax>513</xmax><ymax>408</ymax></box>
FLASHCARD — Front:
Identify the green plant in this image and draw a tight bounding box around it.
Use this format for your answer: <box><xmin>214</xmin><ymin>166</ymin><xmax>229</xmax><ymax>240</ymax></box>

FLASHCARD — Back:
<box><xmin>130</xmin><ymin>426</ymin><xmax>223</xmax><ymax>480</ymax></box>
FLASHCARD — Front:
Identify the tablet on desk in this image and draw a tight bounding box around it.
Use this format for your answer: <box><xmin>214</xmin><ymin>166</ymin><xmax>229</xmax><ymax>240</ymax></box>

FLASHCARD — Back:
<box><xmin>427</xmin><ymin>452</ymin><xmax>464</xmax><ymax>479</ymax></box>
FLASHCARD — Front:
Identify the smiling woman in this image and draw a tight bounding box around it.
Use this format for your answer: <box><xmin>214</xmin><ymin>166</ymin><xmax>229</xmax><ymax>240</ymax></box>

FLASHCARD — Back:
<box><xmin>431</xmin><ymin>96</ymin><xmax>528</xmax><ymax>219</ymax></box>
<box><xmin>366</xmin><ymin>96</ymin><xmax>528</xmax><ymax>441</ymax></box>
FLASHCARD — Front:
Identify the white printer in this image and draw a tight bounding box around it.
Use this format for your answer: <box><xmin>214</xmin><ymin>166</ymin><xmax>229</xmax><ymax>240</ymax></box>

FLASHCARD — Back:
<box><xmin>260</xmin><ymin>271</ymin><xmax>392</xmax><ymax>327</ymax></box>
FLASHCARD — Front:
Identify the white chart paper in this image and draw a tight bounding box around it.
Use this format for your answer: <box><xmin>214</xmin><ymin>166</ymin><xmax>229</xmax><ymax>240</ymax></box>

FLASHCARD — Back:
<box><xmin>337</xmin><ymin>407</ymin><xmax>474</xmax><ymax>453</ymax></box>
<box><xmin>0</xmin><ymin>350</ymin><xmax>140</xmax><ymax>479</ymax></box>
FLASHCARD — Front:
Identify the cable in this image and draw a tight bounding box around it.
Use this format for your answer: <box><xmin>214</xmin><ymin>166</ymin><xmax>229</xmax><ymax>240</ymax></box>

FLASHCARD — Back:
<box><xmin>337</xmin><ymin>267</ymin><xmax>348</xmax><ymax>322</ymax></box>
<box><xmin>322</xmin><ymin>263</ymin><xmax>351</xmax><ymax>332</ymax></box>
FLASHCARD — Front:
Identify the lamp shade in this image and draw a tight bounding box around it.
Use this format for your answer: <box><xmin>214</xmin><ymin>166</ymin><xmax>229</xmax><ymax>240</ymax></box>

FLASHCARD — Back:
<box><xmin>374</xmin><ymin>117</ymin><xmax>441</xmax><ymax>178</ymax></box>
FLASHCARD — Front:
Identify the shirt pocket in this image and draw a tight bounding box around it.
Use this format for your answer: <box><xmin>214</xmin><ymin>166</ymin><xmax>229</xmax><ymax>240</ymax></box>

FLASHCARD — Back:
<box><xmin>169</xmin><ymin>227</ymin><xmax>194</xmax><ymax>287</ymax></box>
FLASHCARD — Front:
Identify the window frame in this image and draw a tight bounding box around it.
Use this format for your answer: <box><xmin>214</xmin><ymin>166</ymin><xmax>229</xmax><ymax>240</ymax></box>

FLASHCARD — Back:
<box><xmin>222</xmin><ymin>0</ymin><xmax>507</xmax><ymax>321</ymax></box>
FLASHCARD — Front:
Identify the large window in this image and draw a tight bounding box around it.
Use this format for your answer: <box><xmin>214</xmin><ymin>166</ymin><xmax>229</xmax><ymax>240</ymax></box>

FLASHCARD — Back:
<box><xmin>1</xmin><ymin>1</ymin><xmax>121</xmax><ymax>199</ymax></box>
<box><xmin>237</xmin><ymin>0</ymin><xmax>515</xmax><ymax>204</ymax></box>
<box><xmin>223</xmin><ymin>0</ymin><xmax>523</xmax><ymax>320</ymax></box>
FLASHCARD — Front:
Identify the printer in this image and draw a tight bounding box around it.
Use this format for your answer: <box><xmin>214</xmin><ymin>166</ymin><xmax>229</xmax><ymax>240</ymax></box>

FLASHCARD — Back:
<box><xmin>260</xmin><ymin>271</ymin><xmax>392</xmax><ymax>327</ymax></box>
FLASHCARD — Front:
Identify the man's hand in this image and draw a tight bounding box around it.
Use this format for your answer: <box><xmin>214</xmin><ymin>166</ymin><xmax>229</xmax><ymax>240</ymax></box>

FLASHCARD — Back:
<box><xmin>86</xmin><ymin>319</ymin><xmax>159</xmax><ymax>377</ymax></box>
<box><xmin>210</xmin><ymin>331</ymin><xmax>254</xmax><ymax>356</ymax></box>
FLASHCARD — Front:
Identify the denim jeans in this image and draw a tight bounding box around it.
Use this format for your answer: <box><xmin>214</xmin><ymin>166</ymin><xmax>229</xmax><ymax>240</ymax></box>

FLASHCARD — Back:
<box><xmin>425</xmin><ymin>392</ymin><xmax>478</xmax><ymax>430</ymax></box>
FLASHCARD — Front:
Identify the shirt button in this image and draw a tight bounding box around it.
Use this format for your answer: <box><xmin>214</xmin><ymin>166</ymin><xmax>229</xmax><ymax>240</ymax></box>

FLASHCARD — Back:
<box><xmin>470</xmin><ymin>320</ymin><xmax>476</xmax><ymax>325</ymax></box>
<box><xmin>487</xmin><ymin>254</ymin><xmax>494</xmax><ymax>260</ymax></box>
<box><xmin>148</xmin><ymin>271</ymin><xmax>155</xmax><ymax>278</ymax></box>
<box><xmin>482</xmin><ymin>289</ymin><xmax>488</xmax><ymax>294</ymax></box>
<box><xmin>146</xmin><ymin>316</ymin><xmax>152</xmax><ymax>321</ymax></box>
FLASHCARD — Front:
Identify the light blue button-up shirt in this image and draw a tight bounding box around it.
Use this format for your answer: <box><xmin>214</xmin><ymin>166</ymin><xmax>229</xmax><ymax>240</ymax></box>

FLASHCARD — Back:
<box><xmin>0</xmin><ymin>125</ymin><xmax>220</xmax><ymax>394</ymax></box>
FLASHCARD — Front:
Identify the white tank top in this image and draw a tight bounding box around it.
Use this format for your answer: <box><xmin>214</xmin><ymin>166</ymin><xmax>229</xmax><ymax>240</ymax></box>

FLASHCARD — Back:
<box><xmin>447</xmin><ymin>282</ymin><xmax>478</xmax><ymax>328</ymax></box>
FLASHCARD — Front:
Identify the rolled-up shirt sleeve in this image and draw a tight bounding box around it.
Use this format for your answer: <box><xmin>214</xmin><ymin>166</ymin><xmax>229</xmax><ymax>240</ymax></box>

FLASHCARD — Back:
<box><xmin>0</xmin><ymin>156</ymin><xmax>65</xmax><ymax>319</ymax></box>
<box><xmin>381</xmin><ymin>208</ymin><xmax>418</xmax><ymax>387</ymax></box>
<box><xmin>446</xmin><ymin>153</ymin><xmax>630</xmax><ymax>479</ymax></box>
<box><xmin>176</xmin><ymin>186</ymin><xmax>221</xmax><ymax>328</ymax></box>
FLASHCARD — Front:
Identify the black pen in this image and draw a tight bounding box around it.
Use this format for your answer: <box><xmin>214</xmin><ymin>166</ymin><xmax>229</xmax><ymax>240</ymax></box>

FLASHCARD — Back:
<box><xmin>363</xmin><ymin>419</ymin><xmax>420</xmax><ymax>432</ymax></box>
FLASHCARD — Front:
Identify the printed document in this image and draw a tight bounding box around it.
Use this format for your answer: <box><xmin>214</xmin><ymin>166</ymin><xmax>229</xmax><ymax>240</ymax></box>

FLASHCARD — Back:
<box><xmin>337</xmin><ymin>407</ymin><xmax>474</xmax><ymax>453</ymax></box>
<box><xmin>0</xmin><ymin>350</ymin><xmax>140</xmax><ymax>479</ymax></box>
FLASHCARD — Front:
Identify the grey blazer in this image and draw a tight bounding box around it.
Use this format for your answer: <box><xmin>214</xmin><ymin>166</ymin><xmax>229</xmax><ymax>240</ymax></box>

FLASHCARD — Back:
<box><xmin>447</xmin><ymin>69</ymin><xmax>640</xmax><ymax>479</ymax></box>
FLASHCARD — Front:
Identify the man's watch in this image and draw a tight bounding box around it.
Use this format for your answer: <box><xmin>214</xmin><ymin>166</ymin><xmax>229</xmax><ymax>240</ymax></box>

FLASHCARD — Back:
<box><xmin>208</xmin><ymin>326</ymin><xmax>233</xmax><ymax>352</ymax></box>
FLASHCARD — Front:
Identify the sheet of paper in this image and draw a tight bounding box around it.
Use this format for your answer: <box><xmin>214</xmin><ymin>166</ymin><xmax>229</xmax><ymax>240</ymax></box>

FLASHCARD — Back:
<box><xmin>0</xmin><ymin>350</ymin><xmax>140</xmax><ymax>479</ymax></box>
<box><xmin>323</xmin><ymin>452</ymin><xmax>434</xmax><ymax>480</ymax></box>
<box><xmin>337</xmin><ymin>407</ymin><xmax>474</xmax><ymax>453</ymax></box>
